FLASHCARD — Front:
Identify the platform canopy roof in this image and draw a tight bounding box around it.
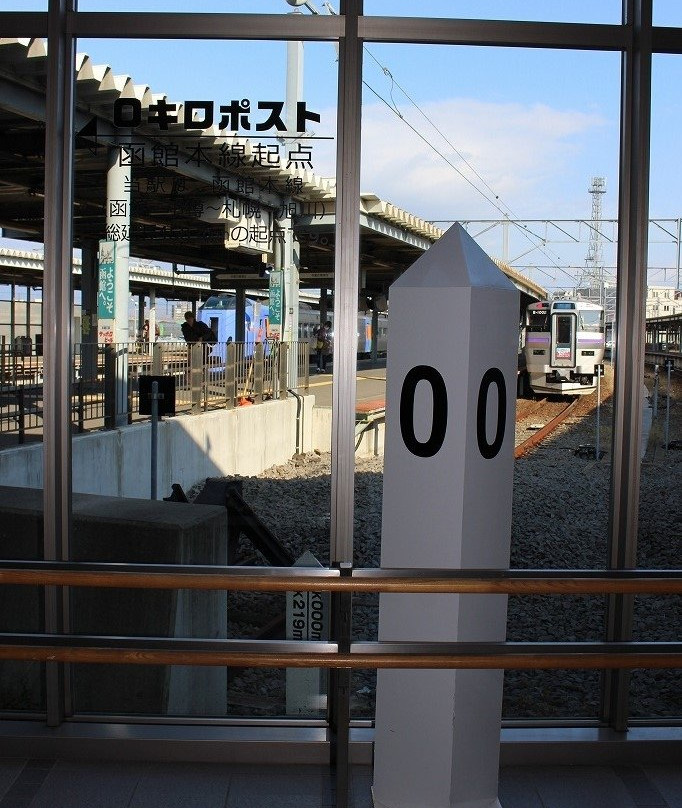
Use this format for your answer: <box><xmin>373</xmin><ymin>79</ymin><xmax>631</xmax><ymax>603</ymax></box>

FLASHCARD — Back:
<box><xmin>0</xmin><ymin>38</ymin><xmax>546</xmax><ymax>302</ymax></box>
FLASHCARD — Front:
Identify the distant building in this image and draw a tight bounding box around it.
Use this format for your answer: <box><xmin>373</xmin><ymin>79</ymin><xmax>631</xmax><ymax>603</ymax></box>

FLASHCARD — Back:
<box><xmin>646</xmin><ymin>286</ymin><xmax>682</xmax><ymax>319</ymax></box>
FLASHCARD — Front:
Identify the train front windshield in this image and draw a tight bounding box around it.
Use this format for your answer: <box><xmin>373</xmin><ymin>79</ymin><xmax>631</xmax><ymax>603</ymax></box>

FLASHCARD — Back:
<box><xmin>201</xmin><ymin>295</ymin><xmax>237</xmax><ymax>310</ymax></box>
<box><xmin>527</xmin><ymin>309</ymin><xmax>550</xmax><ymax>331</ymax></box>
<box><xmin>578</xmin><ymin>310</ymin><xmax>604</xmax><ymax>332</ymax></box>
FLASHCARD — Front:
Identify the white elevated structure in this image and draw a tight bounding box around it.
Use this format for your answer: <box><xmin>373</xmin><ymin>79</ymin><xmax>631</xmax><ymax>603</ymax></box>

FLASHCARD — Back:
<box><xmin>372</xmin><ymin>224</ymin><xmax>519</xmax><ymax>808</ymax></box>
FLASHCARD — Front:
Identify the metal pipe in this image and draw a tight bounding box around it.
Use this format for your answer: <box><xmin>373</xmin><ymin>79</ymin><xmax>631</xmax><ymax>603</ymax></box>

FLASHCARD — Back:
<box><xmin>287</xmin><ymin>385</ymin><xmax>304</xmax><ymax>453</ymax></box>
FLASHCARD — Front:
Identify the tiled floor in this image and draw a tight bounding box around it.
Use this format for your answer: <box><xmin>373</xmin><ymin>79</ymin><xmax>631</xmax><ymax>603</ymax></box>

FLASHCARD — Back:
<box><xmin>499</xmin><ymin>764</ymin><xmax>682</xmax><ymax>808</ymax></box>
<box><xmin>1</xmin><ymin>759</ymin><xmax>682</xmax><ymax>807</ymax></box>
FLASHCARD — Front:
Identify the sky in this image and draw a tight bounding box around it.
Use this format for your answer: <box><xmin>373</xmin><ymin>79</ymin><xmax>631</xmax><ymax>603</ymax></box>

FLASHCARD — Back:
<box><xmin>5</xmin><ymin>0</ymin><xmax>682</xmax><ymax>291</ymax></box>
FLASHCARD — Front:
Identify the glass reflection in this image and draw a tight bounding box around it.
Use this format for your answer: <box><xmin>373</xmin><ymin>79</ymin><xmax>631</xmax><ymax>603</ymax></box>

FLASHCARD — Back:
<box><xmin>631</xmin><ymin>53</ymin><xmax>682</xmax><ymax>721</ymax></box>
<box><xmin>51</xmin><ymin>32</ymin><xmax>338</xmax><ymax>717</ymax></box>
<box><xmin>358</xmin><ymin>41</ymin><xmax>620</xmax><ymax>721</ymax></box>
<box><xmin>76</xmin><ymin>1</ymin><xmax>327</xmax><ymax>13</ymax></box>
<box><xmin>364</xmin><ymin>0</ymin><xmax>621</xmax><ymax>24</ymax></box>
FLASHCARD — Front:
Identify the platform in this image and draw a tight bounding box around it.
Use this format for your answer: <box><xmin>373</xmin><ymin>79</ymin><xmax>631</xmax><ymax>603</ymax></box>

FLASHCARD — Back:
<box><xmin>2</xmin><ymin>759</ymin><xmax>682</xmax><ymax>807</ymax></box>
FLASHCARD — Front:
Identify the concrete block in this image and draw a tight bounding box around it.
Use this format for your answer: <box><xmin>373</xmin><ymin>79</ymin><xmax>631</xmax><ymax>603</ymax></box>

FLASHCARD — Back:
<box><xmin>0</xmin><ymin>486</ymin><xmax>227</xmax><ymax>715</ymax></box>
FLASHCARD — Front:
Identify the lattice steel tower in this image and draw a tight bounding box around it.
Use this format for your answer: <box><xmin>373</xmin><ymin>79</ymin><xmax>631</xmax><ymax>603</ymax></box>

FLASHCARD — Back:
<box><xmin>577</xmin><ymin>177</ymin><xmax>615</xmax><ymax>320</ymax></box>
<box><xmin>585</xmin><ymin>177</ymin><xmax>606</xmax><ymax>278</ymax></box>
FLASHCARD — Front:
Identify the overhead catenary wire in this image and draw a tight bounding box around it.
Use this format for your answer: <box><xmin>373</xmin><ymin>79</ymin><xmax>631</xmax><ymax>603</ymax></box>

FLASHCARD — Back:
<box><xmin>361</xmin><ymin>47</ymin><xmax>581</xmax><ymax>287</ymax></box>
<box><xmin>299</xmin><ymin>1</ymin><xmax>577</xmax><ymax>287</ymax></box>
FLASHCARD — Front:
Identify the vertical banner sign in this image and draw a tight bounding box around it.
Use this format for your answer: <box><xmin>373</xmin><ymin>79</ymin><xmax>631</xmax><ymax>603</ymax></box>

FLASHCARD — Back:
<box><xmin>97</xmin><ymin>239</ymin><xmax>116</xmax><ymax>344</ymax></box>
<box><xmin>268</xmin><ymin>269</ymin><xmax>283</xmax><ymax>340</ymax></box>
<box><xmin>372</xmin><ymin>224</ymin><xmax>519</xmax><ymax>808</ymax></box>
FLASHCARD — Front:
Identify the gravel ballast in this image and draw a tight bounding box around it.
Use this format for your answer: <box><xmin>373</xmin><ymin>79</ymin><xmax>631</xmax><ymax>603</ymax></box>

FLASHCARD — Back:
<box><xmin>217</xmin><ymin>365</ymin><xmax>681</xmax><ymax>720</ymax></box>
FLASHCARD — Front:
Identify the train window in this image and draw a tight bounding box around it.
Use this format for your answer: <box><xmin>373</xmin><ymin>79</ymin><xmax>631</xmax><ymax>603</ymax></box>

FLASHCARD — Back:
<box><xmin>202</xmin><ymin>295</ymin><xmax>237</xmax><ymax>310</ymax></box>
<box><xmin>556</xmin><ymin>315</ymin><xmax>573</xmax><ymax>344</ymax></box>
<box><xmin>579</xmin><ymin>310</ymin><xmax>604</xmax><ymax>332</ymax></box>
<box><xmin>526</xmin><ymin>310</ymin><xmax>550</xmax><ymax>331</ymax></box>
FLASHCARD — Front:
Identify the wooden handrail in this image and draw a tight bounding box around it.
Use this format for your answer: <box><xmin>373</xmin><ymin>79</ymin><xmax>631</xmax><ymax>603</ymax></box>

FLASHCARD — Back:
<box><xmin>0</xmin><ymin>642</ymin><xmax>681</xmax><ymax>670</ymax></box>
<box><xmin>1</xmin><ymin>564</ymin><xmax>682</xmax><ymax>594</ymax></box>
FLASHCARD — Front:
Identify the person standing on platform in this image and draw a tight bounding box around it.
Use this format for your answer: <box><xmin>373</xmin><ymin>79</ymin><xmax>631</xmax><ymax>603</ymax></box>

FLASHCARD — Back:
<box><xmin>181</xmin><ymin>311</ymin><xmax>217</xmax><ymax>346</ymax></box>
<box><xmin>142</xmin><ymin>319</ymin><xmax>159</xmax><ymax>343</ymax></box>
<box><xmin>181</xmin><ymin>311</ymin><xmax>217</xmax><ymax>366</ymax></box>
<box><xmin>314</xmin><ymin>320</ymin><xmax>332</xmax><ymax>373</ymax></box>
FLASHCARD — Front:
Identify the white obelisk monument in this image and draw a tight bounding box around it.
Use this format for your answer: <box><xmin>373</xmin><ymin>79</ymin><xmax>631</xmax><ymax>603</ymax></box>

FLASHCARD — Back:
<box><xmin>372</xmin><ymin>224</ymin><xmax>519</xmax><ymax>808</ymax></box>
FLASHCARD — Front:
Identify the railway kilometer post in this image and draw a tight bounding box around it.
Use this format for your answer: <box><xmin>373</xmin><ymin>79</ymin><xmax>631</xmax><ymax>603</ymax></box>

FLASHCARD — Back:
<box><xmin>285</xmin><ymin>551</ymin><xmax>329</xmax><ymax>715</ymax></box>
<box><xmin>372</xmin><ymin>224</ymin><xmax>519</xmax><ymax>808</ymax></box>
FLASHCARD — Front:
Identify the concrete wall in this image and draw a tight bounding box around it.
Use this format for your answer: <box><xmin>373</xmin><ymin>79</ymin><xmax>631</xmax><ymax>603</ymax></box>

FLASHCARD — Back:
<box><xmin>0</xmin><ymin>396</ymin><xmax>315</xmax><ymax>497</ymax></box>
<box><xmin>0</xmin><ymin>396</ymin><xmax>384</xmax><ymax>497</ymax></box>
<box><xmin>311</xmin><ymin>406</ymin><xmax>385</xmax><ymax>457</ymax></box>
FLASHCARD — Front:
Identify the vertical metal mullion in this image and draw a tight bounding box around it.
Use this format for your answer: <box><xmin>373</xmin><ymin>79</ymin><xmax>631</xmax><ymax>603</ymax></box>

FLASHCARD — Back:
<box><xmin>602</xmin><ymin>0</ymin><xmax>652</xmax><ymax>732</ymax></box>
<box><xmin>331</xmin><ymin>0</ymin><xmax>363</xmax><ymax>568</ymax></box>
<box><xmin>330</xmin><ymin>563</ymin><xmax>352</xmax><ymax>808</ymax></box>
<box><xmin>329</xmin><ymin>6</ymin><xmax>361</xmax><ymax>805</ymax></box>
<box><xmin>43</xmin><ymin>0</ymin><xmax>76</xmax><ymax>726</ymax></box>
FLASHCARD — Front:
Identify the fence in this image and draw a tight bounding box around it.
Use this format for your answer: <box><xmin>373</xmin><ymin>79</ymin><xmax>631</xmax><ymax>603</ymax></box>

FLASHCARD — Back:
<box><xmin>0</xmin><ymin>340</ymin><xmax>310</xmax><ymax>441</ymax></box>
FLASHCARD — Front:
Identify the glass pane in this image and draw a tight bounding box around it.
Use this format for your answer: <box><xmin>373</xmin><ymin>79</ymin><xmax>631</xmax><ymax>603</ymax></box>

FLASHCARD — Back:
<box><xmin>2</xmin><ymin>2</ymin><xmax>46</xmax><ymax>9</ymax></box>
<box><xmin>51</xmin><ymin>29</ymin><xmax>338</xmax><ymax>717</ymax></box>
<box><xmin>654</xmin><ymin>0</ymin><xmax>682</xmax><ymax>27</ymax></box>
<box><xmin>0</xmin><ymin>427</ymin><xmax>45</xmax><ymax>713</ymax></box>
<box><xmin>0</xmin><ymin>31</ymin><xmax>47</xmax><ymax>715</ymax></box>
<box><xmin>364</xmin><ymin>0</ymin><xmax>621</xmax><ymax>24</ymax></box>
<box><xmin>76</xmin><ymin>1</ymin><xmax>323</xmax><ymax>12</ymax></box>
<box><xmin>359</xmin><ymin>42</ymin><xmax>620</xmax><ymax>721</ymax></box>
<box><xmin>631</xmin><ymin>53</ymin><xmax>682</xmax><ymax>721</ymax></box>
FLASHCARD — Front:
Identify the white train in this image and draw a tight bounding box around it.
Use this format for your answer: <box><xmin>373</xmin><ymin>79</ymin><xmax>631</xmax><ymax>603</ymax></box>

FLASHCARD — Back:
<box><xmin>197</xmin><ymin>295</ymin><xmax>388</xmax><ymax>357</ymax></box>
<box><xmin>297</xmin><ymin>305</ymin><xmax>388</xmax><ymax>357</ymax></box>
<box><xmin>522</xmin><ymin>299</ymin><xmax>605</xmax><ymax>396</ymax></box>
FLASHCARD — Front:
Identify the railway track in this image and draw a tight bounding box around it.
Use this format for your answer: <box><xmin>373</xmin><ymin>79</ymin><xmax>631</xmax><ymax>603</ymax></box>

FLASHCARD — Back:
<box><xmin>514</xmin><ymin>396</ymin><xmax>579</xmax><ymax>458</ymax></box>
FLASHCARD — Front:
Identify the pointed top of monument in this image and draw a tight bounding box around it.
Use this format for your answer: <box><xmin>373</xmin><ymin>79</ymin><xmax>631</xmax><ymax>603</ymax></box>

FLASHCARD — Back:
<box><xmin>391</xmin><ymin>223</ymin><xmax>517</xmax><ymax>291</ymax></box>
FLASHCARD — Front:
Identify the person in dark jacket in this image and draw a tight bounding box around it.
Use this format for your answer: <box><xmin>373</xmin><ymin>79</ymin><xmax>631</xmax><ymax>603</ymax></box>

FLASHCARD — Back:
<box><xmin>314</xmin><ymin>320</ymin><xmax>332</xmax><ymax>373</ymax></box>
<box><xmin>181</xmin><ymin>311</ymin><xmax>217</xmax><ymax>344</ymax></box>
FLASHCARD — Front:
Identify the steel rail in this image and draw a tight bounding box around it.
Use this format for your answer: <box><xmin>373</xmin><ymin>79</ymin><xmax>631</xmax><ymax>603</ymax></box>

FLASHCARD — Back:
<box><xmin>0</xmin><ymin>635</ymin><xmax>681</xmax><ymax>670</ymax></box>
<box><xmin>1</xmin><ymin>562</ymin><xmax>682</xmax><ymax>594</ymax></box>
<box><xmin>514</xmin><ymin>396</ymin><xmax>579</xmax><ymax>458</ymax></box>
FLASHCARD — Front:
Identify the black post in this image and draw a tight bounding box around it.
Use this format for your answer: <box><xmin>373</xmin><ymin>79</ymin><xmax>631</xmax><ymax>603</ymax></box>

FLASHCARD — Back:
<box><xmin>17</xmin><ymin>386</ymin><xmax>25</xmax><ymax>444</ymax></box>
<box><xmin>150</xmin><ymin>380</ymin><xmax>159</xmax><ymax>500</ymax></box>
<box><xmin>75</xmin><ymin>379</ymin><xmax>84</xmax><ymax>433</ymax></box>
<box><xmin>330</xmin><ymin>563</ymin><xmax>352</xmax><ymax>808</ymax></box>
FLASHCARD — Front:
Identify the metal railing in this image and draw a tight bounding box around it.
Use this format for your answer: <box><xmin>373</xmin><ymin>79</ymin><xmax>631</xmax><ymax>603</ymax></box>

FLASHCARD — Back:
<box><xmin>0</xmin><ymin>562</ymin><xmax>681</xmax><ymax>807</ymax></box>
<box><xmin>0</xmin><ymin>340</ymin><xmax>310</xmax><ymax>440</ymax></box>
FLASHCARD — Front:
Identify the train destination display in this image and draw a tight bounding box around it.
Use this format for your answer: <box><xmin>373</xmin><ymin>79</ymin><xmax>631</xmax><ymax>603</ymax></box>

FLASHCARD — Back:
<box><xmin>372</xmin><ymin>224</ymin><xmax>519</xmax><ymax>808</ymax></box>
